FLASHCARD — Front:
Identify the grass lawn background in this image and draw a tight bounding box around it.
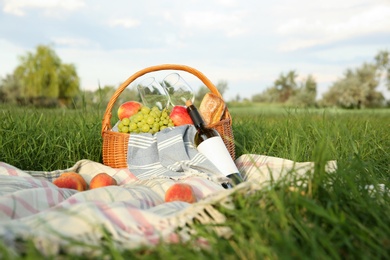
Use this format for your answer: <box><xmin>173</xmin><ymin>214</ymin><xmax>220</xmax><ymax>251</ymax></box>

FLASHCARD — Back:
<box><xmin>0</xmin><ymin>103</ymin><xmax>389</xmax><ymax>259</ymax></box>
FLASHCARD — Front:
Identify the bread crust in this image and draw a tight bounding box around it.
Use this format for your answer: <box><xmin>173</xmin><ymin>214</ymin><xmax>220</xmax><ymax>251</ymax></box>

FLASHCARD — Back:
<box><xmin>199</xmin><ymin>93</ymin><xmax>226</xmax><ymax>125</ymax></box>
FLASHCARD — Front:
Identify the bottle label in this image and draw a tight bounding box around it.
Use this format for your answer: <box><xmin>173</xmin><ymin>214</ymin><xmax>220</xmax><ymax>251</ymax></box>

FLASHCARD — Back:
<box><xmin>197</xmin><ymin>136</ymin><xmax>239</xmax><ymax>177</ymax></box>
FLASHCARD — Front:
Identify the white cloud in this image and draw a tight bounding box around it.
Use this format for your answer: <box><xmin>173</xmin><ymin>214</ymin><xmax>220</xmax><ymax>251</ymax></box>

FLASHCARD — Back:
<box><xmin>215</xmin><ymin>0</ymin><xmax>239</xmax><ymax>7</ymax></box>
<box><xmin>165</xmin><ymin>10</ymin><xmax>249</xmax><ymax>37</ymax></box>
<box><xmin>50</xmin><ymin>37</ymin><xmax>97</xmax><ymax>48</ymax></box>
<box><xmin>107</xmin><ymin>18</ymin><xmax>140</xmax><ymax>28</ymax></box>
<box><xmin>276</xmin><ymin>2</ymin><xmax>390</xmax><ymax>51</ymax></box>
<box><xmin>3</xmin><ymin>0</ymin><xmax>85</xmax><ymax>16</ymax></box>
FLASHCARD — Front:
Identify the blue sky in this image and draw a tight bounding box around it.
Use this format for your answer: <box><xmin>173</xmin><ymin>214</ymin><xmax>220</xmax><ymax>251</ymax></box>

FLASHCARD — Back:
<box><xmin>1</xmin><ymin>0</ymin><xmax>390</xmax><ymax>100</ymax></box>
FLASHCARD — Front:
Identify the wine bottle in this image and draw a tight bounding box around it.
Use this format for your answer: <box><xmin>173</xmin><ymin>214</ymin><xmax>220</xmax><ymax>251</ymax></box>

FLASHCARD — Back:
<box><xmin>186</xmin><ymin>100</ymin><xmax>244</xmax><ymax>188</ymax></box>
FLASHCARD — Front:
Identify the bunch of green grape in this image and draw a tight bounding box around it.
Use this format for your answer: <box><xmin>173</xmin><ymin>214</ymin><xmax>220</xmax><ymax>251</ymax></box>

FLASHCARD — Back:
<box><xmin>118</xmin><ymin>106</ymin><xmax>174</xmax><ymax>134</ymax></box>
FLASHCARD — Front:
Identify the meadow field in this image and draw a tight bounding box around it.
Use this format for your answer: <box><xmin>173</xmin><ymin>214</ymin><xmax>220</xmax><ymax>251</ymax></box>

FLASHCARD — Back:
<box><xmin>0</xmin><ymin>103</ymin><xmax>389</xmax><ymax>259</ymax></box>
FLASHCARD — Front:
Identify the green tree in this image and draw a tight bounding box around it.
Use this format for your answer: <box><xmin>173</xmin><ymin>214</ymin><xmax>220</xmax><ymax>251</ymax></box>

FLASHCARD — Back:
<box><xmin>320</xmin><ymin>62</ymin><xmax>384</xmax><ymax>108</ymax></box>
<box><xmin>288</xmin><ymin>75</ymin><xmax>317</xmax><ymax>107</ymax></box>
<box><xmin>251</xmin><ymin>87</ymin><xmax>280</xmax><ymax>103</ymax></box>
<box><xmin>0</xmin><ymin>74</ymin><xmax>22</xmax><ymax>104</ymax></box>
<box><xmin>252</xmin><ymin>70</ymin><xmax>302</xmax><ymax>104</ymax></box>
<box><xmin>13</xmin><ymin>44</ymin><xmax>80</xmax><ymax>106</ymax></box>
<box><xmin>93</xmin><ymin>85</ymin><xmax>116</xmax><ymax>105</ymax></box>
<box><xmin>374</xmin><ymin>50</ymin><xmax>390</xmax><ymax>90</ymax></box>
<box><xmin>274</xmin><ymin>70</ymin><xmax>298</xmax><ymax>102</ymax></box>
<box><xmin>58</xmin><ymin>63</ymin><xmax>80</xmax><ymax>105</ymax></box>
<box><xmin>216</xmin><ymin>80</ymin><xmax>228</xmax><ymax>96</ymax></box>
<box><xmin>234</xmin><ymin>93</ymin><xmax>241</xmax><ymax>102</ymax></box>
<box><xmin>118</xmin><ymin>87</ymin><xmax>140</xmax><ymax>105</ymax></box>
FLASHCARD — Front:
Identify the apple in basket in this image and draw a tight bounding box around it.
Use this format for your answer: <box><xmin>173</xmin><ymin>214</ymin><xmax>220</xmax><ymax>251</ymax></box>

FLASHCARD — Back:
<box><xmin>89</xmin><ymin>172</ymin><xmax>118</xmax><ymax>189</ymax></box>
<box><xmin>165</xmin><ymin>183</ymin><xmax>197</xmax><ymax>203</ymax></box>
<box><xmin>117</xmin><ymin>101</ymin><xmax>142</xmax><ymax>120</ymax></box>
<box><xmin>169</xmin><ymin>106</ymin><xmax>193</xmax><ymax>126</ymax></box>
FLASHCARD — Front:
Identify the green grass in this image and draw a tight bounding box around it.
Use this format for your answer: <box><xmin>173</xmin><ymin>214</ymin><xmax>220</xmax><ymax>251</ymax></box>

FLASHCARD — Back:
<box><xmin>0</xmin><ymin>105</ymin><xmax>103</xmax><ymax>170</ymax></box>
<box><xmin>0</xmin><ymin>104</ymin><xmax>389</xmax><ymax>259</ymax></box>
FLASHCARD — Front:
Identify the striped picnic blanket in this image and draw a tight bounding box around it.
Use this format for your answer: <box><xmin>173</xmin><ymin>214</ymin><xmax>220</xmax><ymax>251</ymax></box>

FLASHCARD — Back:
<box><xmin>0</xmin><ymin>125</ymin><xmax>338</xmax><ymax>256</ymax></box>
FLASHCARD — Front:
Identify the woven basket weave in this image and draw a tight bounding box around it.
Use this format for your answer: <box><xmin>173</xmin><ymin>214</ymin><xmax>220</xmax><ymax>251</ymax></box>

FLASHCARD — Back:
<box><xmin>101</xmin><ymin>64</ymin><xmax>235</xmax><ymax>168</ymax></box>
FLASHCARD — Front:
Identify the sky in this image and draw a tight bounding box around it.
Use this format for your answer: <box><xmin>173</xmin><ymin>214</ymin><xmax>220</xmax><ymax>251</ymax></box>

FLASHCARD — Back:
<box><xmin>1</xmin><ymin>0</ymin><xmax>390</xmax><ymax>101</ymax></box>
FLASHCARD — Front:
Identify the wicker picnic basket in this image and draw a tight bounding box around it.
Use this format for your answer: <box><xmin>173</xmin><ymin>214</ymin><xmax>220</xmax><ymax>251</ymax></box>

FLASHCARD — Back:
<box><xmin>101</xmin><ymin>64</ymin><xmax>235</xmax><ymax>168</ymax></box>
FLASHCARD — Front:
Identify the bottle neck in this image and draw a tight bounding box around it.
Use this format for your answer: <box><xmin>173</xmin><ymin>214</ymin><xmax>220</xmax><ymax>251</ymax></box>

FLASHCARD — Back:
<box><xmin>186</xmin><ymin>104</ymin><xmax>206</xmax><ymax>129</ymax></box>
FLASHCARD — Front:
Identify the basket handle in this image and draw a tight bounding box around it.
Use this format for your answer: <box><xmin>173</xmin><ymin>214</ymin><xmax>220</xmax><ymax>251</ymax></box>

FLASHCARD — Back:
<box><xmin>101</xmin><ymin>64</ymin><xmax>223</xmax><ymax>136</ymax></box>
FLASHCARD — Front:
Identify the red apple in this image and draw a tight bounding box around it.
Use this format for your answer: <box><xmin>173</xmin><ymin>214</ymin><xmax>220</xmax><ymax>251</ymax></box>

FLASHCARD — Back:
<box><xmin>53</xmin><ymin>175</ymin><xmax>85</xmax><ymax>191</ymax></box>
<box><xmin>59</xmin><ymin>172</ymin><xmax>88</xmax><ymax>190</ymax></box>
<box><xmin>165</xmin><ymin>183</ymin><xmax>197</xmax><ymax>203</ymax></box>
<box><xmin>89</xmin><ymin>172</ymin><xmax>117</xmax><ymax>189</ymax></box>
<box><xmin>117</xmin><ymin>101</ymin><xmax>142</xmax><ymax>120</ymax></box>
<box><xmin>169</xmin><ymin>106</ymin><xmax>193</xmax><ymax>126</ymax></box>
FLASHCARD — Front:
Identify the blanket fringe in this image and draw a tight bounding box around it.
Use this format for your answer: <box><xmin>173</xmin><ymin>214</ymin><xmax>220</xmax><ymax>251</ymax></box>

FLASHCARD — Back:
<box><xmin>165</xmin><ymin>181</ymin><xmax>262</xmax><ymax>243</ymax></box>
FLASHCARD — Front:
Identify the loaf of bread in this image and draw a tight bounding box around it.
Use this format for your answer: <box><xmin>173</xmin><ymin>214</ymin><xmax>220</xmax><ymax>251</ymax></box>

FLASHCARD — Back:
<box><xmin>199</xmin><ymin>92</ymin><xmax>226</xmax><ymax>125</ymax></box>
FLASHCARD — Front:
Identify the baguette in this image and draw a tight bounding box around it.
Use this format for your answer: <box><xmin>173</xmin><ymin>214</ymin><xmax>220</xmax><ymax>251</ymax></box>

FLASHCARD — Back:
<box><xmin>199</xmin><ymin>92</ymin><xmax>226</xmax><ymax>125</ymax></box>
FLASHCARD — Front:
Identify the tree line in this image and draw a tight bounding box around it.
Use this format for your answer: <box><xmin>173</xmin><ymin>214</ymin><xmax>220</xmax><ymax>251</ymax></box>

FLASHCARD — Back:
<box><xmin>252</xmin><ymin>50</ymin><xmax>390</xmax><ymax>108</ymax></box>
<box><xmin>0</xmin><ymin>45</ymin><xmax>389</xmax><ymax>109</ymax></box>
<box><xmin>0</xmin><ymin>44</ymin><xmax>229</xmax><ymax>108</ymax></box>
<box><xmin>0</xmin><ymin>45</ymin><xmax>80</xmax><ymax>107</ymax></box>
